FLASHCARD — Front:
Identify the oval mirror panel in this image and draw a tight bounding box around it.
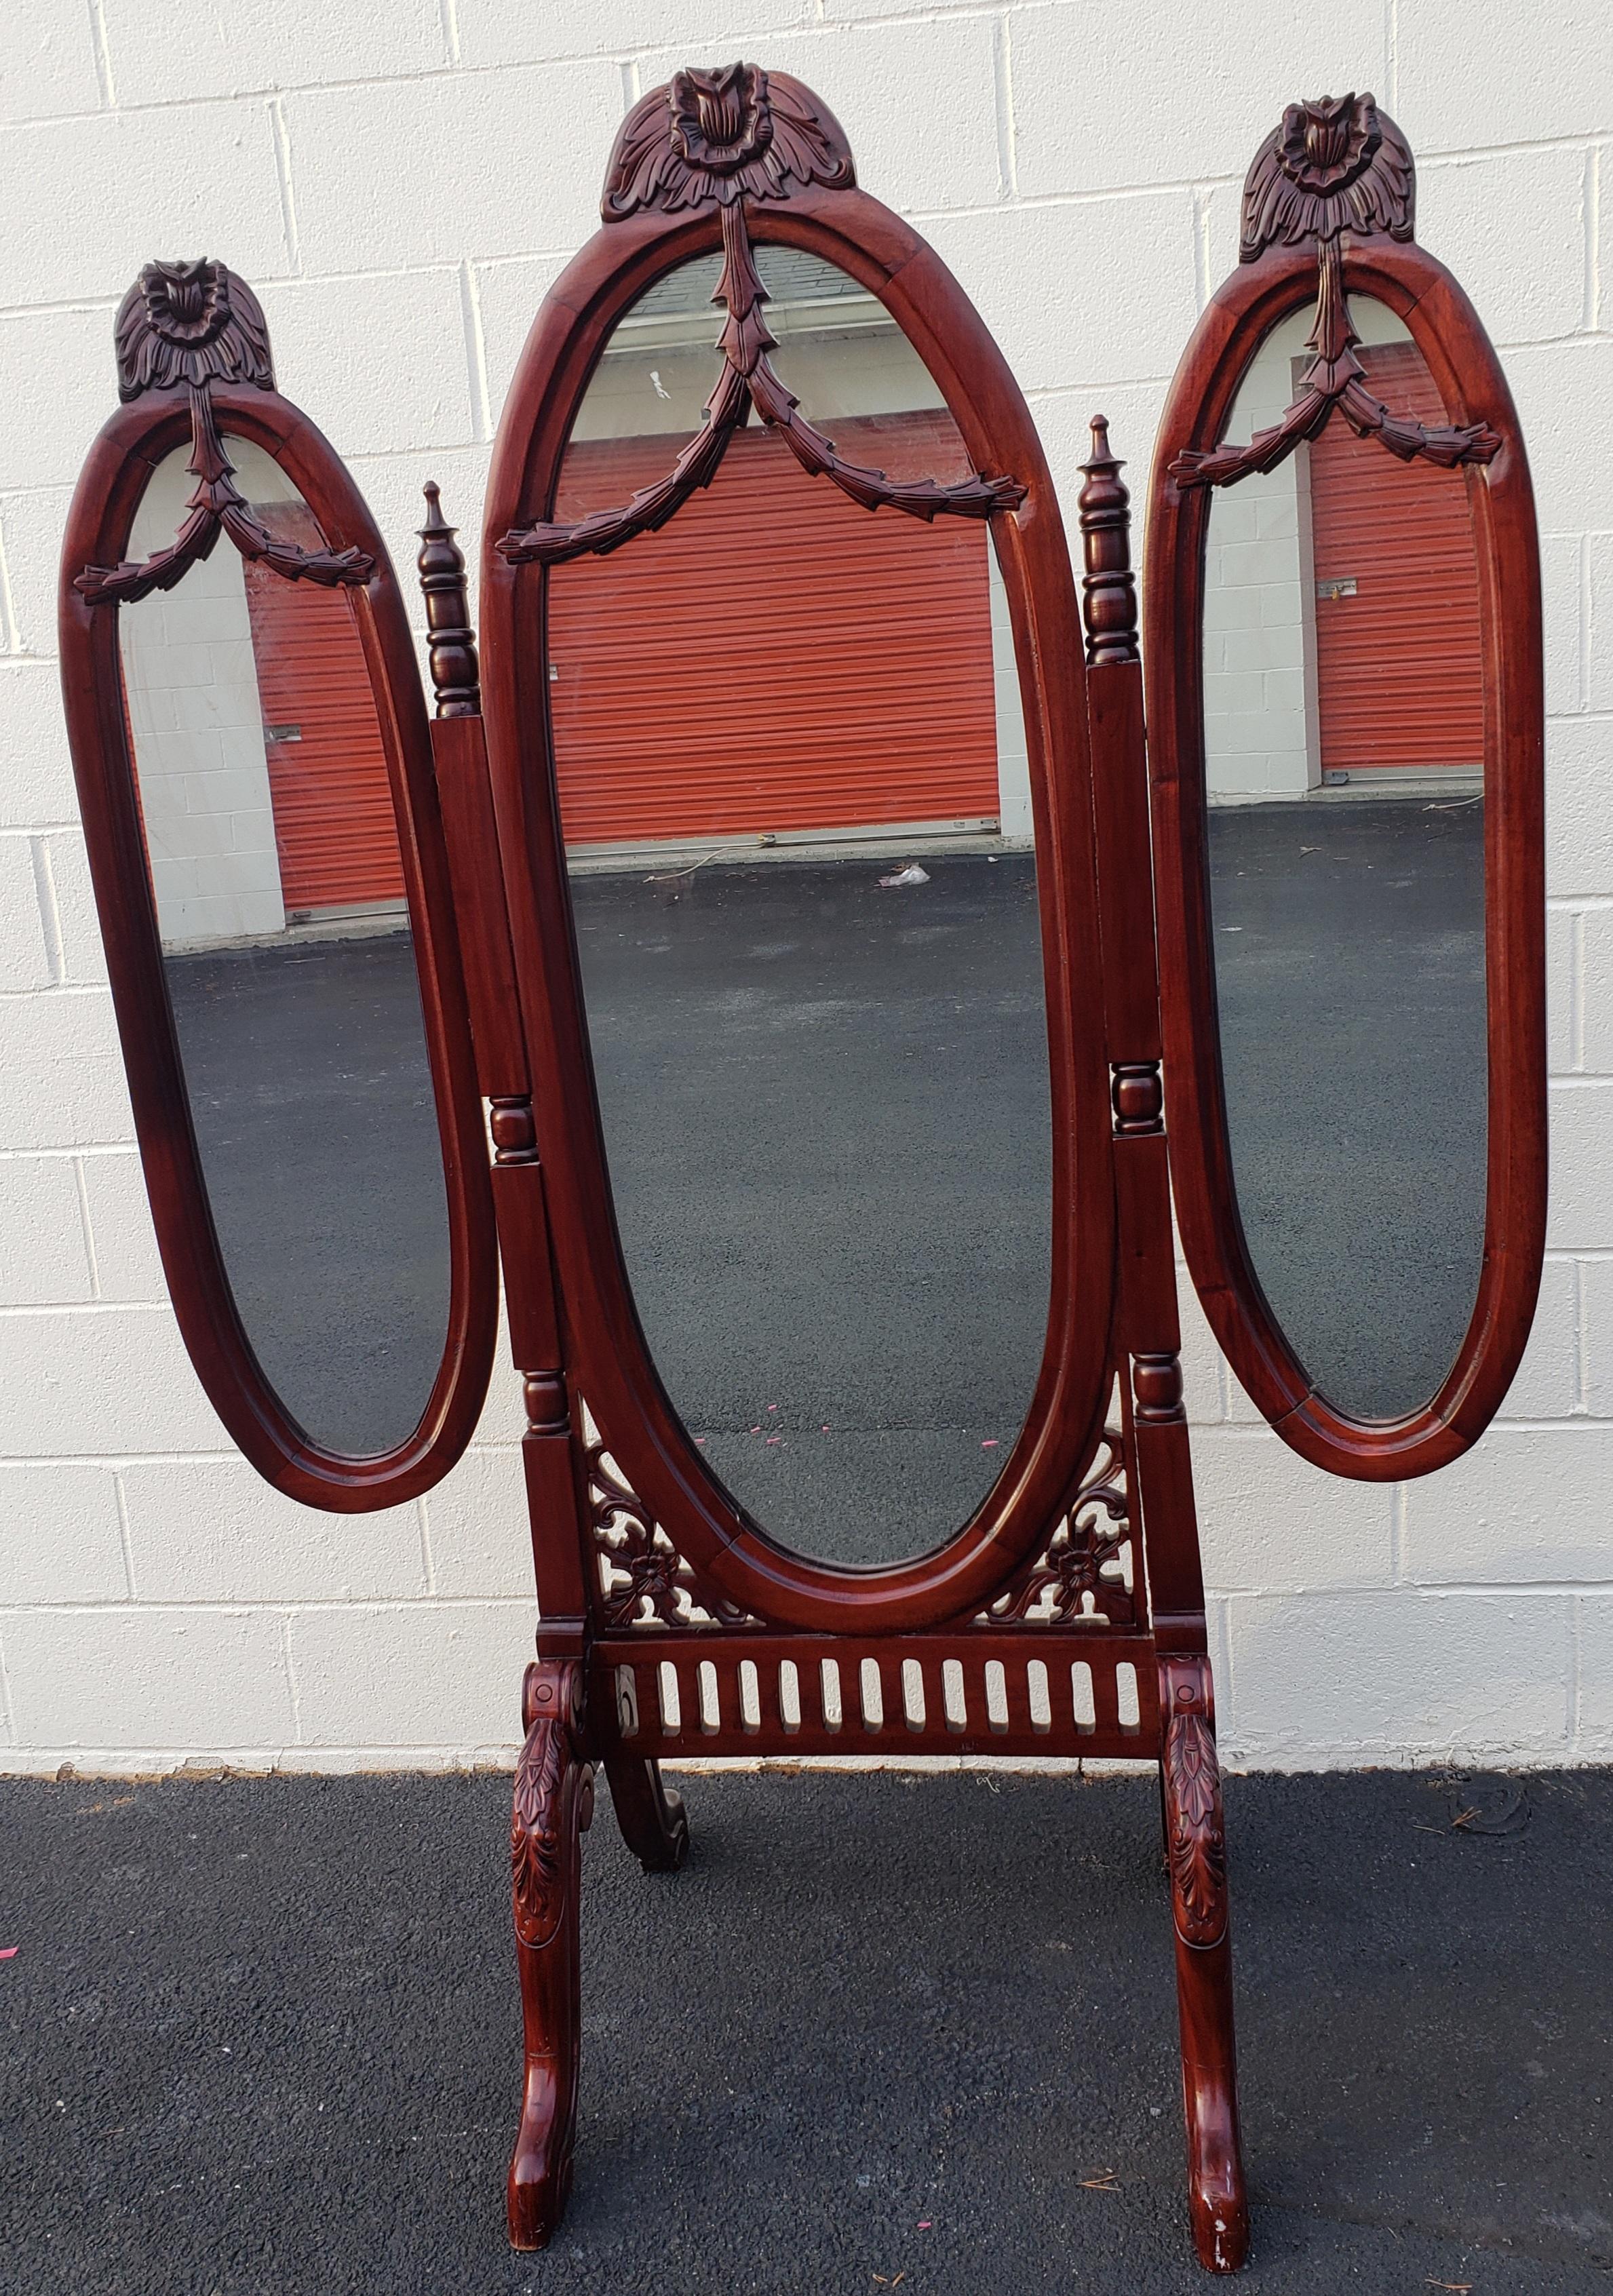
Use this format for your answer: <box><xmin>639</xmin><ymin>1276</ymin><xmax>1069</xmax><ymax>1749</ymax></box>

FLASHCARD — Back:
<box><xmin>117</xmin><ymin>437</ymin><xmax>454</xmax><ymax>1454</ymax></box>
<box><xmin>1201</xmin><ymin>296</ymin><xmax>1488</xmax><ymax>1419</ymax></box>
<box><xmin>549</xmin><ymin>248</ymin><xmax>1052</xmax><ymax>1564</ymax></box>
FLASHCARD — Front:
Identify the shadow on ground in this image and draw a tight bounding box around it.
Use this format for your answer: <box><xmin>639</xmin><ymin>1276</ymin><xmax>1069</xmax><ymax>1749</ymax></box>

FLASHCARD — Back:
<box><xmin>3</xmin><ymin>1767</ymin><xmax>1610</xmax><ymax>2293</ymax></box>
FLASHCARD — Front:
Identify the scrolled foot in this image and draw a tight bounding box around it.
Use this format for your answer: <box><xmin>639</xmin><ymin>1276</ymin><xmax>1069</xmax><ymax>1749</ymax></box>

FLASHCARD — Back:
<box><xmin>604</xmin><ymin>1751</ymin><xmax>689</xmax><ymax>1873</ymax></box>
<box><xmin>506</xmin><ymin>1658</ymin><xmax>587</xmax><ymax>2251</ymax></box>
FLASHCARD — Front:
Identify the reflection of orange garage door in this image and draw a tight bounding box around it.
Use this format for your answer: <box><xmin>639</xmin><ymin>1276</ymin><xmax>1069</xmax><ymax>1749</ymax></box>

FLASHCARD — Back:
<box><xmin>547</xmin><ymin>411</ymin><xmax>1001</xmax><ymax>846</ymax></box>
<box><xmin>241</xmin><ymin>503</ymin><xmax>404</xmax><ymax>916</ymax></box>
<box><xmin>1307</xmin><ymin>341</ymin><xmax>1485</xmax><ymax>775</ymax></box>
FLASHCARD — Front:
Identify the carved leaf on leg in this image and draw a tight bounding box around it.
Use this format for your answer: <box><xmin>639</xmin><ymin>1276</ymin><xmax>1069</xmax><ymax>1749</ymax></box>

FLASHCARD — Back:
<box><xmin>1161</xmin><ymin>1658</ymin><xmax>1228</xmax><ymax>1949</ymax></box>
<box><xmin>511</xmin><ymin>1664</ymin><xmax>584</xmax><ymax>1949</ymax></box>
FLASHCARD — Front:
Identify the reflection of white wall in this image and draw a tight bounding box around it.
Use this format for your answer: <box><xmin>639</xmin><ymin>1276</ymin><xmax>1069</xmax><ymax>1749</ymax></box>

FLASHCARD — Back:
<box><xmin>1203</xmin><ymin>299</ymin><xmax>1411</xmax><ymax>802</ymax></box>
<box><xmin>571</xmin><ymin>258</ymin><xmax>1031</xmax><ymax>844</ymax></box>
<box><xmin>118</xmin><ymin>439</ymin><xmax>298</xmax><ymax>947</ymax></box>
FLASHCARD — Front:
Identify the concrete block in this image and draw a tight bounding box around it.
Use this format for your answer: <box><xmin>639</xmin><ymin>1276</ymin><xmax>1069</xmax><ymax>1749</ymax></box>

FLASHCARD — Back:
<box><xmin>731</xmin><ymin>19</ymin><xmax>1004</xmax><ymax>215</ymax></box>
<box><xmin>1497</xmin><ymin>1253</ymin><xmax>1580</xmax><ymax>1421</ymax></box>
<box><xmin>103</xmin><ymin>0</ymin><xmax>448</xmax><ymax>103</ymax></box>
<box><xmin>0</xmin><ymin>1159</ymin><xmax>93</xmax><ymax>1306</ymax></box>
<box><xmin>1504</xmin><ymin>342</ymin><xmax>1613</xmax><ymax>540</ymax></box>
<box><xmin>1010</xmin><ymin>0</ymin><xmax>1384</xmax><ymax>199</ymax></box>
<box><xmin>288</xmin><ymin>1601</ymin><xmax>535</xmax><ymax>1747</ymax></box>
<box><xmin>1546</xmin><ymin>1081</ymin><xmax>1613</xmax><ymax>1251</ymax></box>
<box><xmin>1575</xmin><ymin>1258</ymin><xmax>1613</xmax><ymax>1421</ymax></box>
<box><xmin>1220</xmin><ymin>1588</ymin><xmax>1572</xmax><ymax>1766</ymax></box>
<box><xmin>473</xmin><ymin>255</ymin><xmax>576</xmax><ymax>429</ymax></box>
<box><xmin>926</xmin><ymin>193</ymin><xmax>1199</xmax><ymax>399</ymax></box>
<box><xmin>0</xmin><ymin>1462</ymin><xmax>128</xmax><ymax>1604</ymax></box>
<box><xmin>0</xmin><ymin>837</ymin><xmax>52</xmax><ymax>988</ymax></box>
<box><xmin>283</xmin><ymin>62</ymin><xmax>624</xmax><ymax>275</ymax></box>
<box><xmin>0</xmin><ymin>663</ymin><xmax>78</xmax><ymax>827</ymax></box>
<box><xmin>0</xmin><ymin>1604</ymin><xmax>295</xmax><ymax>1751</ymax></box>
<box><xmin>1547</xmin><ymin>904</ymin><xmax>1575</xmax><ymax>1074</ymax></box>
<box><xmin>1417</xmin><ymin>147</ymin><xmax>1588</xmax><ymax>346</ymax></box>
<box><xmin>1574</xmin><ymin>909</ymin><xmax>1613</xmax><ymax>1074</ymax></box>
<box><xmin>77</xmin><ymin>1152</ymin><xmax>165</xmax><ymax>1305</ymax></box>
<box><xmin>1194</xmin><ymin>1425</ymin><xmax>1393</xmax><ymax>1595</ymax></box>
<box><xmin>1</xmin><ymin>101</ymin><xmax>288</xmax><ymax>309</ymax></box>
<box><xmin>422</xmin><ymin>1445</ymin><xmax>532</xmax><ymax>1599</ymax></box>
<box><xmin>1541</xmin><ymin>532</ymin><xmax>1585</xmax><ymax>720</ymax></box>
<box><xmin>1573</xmin><ymin>1589</ymin><xmax>1613</xmax><ymax>1751</ymax></box>
<box><xmin>1546</xmin><ymin>717</ymin><xmax>1613</xmax><ymax>901</ymax></box>
<box><xmin>458</xmin><ymin>0</ymin><xmax>810</xmax><ymax>65</ymax></box>
<box><xmin>0</xmin><ymin>990</ymin><xmax>133</xmax><ymax>1149</ymax></box>
<box><xmin>0</xmin><ymin>305</ymin><xmax>119</xmax><ymax>494</ymax></box>
<box><xmin>121</xmin><ymin>1458</ymin><xmax>425</xmax><ymax>1603</ymax></box>
<box><xmin>1395</xmin><ymin>4</ymin><xmax>1613</xmax><ymax>151</ymax></box>
<box><xmin>256</xmin><ymin>269</ymin><xmax>475</xmax><ymax>459</ymax></box>
<box><xmin>345</xmin><ymin>445</ymin><xmax>492</xmax><ymax>628</ymax></box>
<box><xmin>1</xmin><ymin>486</ymin><xmax>75</xmax><ymax>659</ymax></box>
<box><xmin>0</xmin><ymin>1304</ymin><xmax>226</xmax><ymax>1456</ymax></box>
<box><xmin>1589</xmin><ymin>537</ymin><xmax>1613</xmax><ymax>719</ymax></box>
<box><xmin>1402</xmin><ymin>1425</ymin><xmax>1613</xmax><ymax>1584</ymax></box>
<box><xmin>1019</xmin><ymin>381</ymin><xmax>1167</xmax><ymax>540</ymax></box>
<box><xmin>1</xmin><ymin>0</ymin><xmax>103</xmax><ymax>122</ymax></box>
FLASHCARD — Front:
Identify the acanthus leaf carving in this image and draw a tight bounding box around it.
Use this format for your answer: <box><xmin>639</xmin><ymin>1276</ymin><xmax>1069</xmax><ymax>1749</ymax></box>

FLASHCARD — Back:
<box><xmin>587</xmin><ymin>1436</ymin><xmax>755</xmax><ymax>1632</ymax></box>
<box><xmin>1161</xmin><ymin>1656</ymin><xmax>1228</xmax><ymax>1949</ymax></box>
<box><xmin>977</xmin><ymin>1426</ymin><xmax>1136</xmax><ymax>1629</ymax></box>
<box><xmin>511</xmin><ymin>1659</ymin><xmax>586</xmax><ymax>1949</ymax></box>
<box><xmin>1172</xmin><ymin>101</ymin><xmax>1499</xmax><ymax>492</ymax></box>
<box><xmin>602</xmin><ymin>63</ymin><xmax>855</xmax><ymax>220</ymax></box>
<box><xmin>498</xmin><ymin>197</ymin><xmax>1024</xmax><ymax>570</ymax></box>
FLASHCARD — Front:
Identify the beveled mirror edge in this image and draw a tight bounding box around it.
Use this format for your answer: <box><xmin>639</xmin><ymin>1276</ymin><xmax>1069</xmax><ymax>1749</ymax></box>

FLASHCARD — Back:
<box><xmin>56</xmin><ymin>267</ymin><xmax>499</xmax><ymax>1509</ymax></box>
<box><xmin>480</xmin><ymin>168</ymin><xmax>1119</xmax><ymax>1633</ymax></box>
<box><xmin>1143</xmin><ymin>101</ymin><xmax>1547</xmax><ymax>1483</ymax></box>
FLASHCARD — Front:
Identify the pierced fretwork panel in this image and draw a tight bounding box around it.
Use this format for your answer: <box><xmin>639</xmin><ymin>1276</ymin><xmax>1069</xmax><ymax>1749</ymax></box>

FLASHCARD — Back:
<box><xmin>584</xmin><ymin>1419</ymin><xmax>756</xmax><ymax>1631</ymax></box>
<box><xmin>977</xmin><ymin>1413</ymin><xmax>1140</xmax><ymax>1629</ymax></box>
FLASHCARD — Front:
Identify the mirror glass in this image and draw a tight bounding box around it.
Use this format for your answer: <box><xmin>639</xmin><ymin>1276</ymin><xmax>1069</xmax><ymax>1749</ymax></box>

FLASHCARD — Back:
<box><xmin>118</xmin><ymin>442</ymin><xmax>452</xmax><ymax>1453</ymax></box>
<box><xmin>1202</xmin><ymin>295</ymin><xmax>1488</xmax><ymax>1418</ymax></box>
<box><xmin>551</xmin><ymin>248</ymin><xmax>1051</xmax><ymax>1565</ymax></box>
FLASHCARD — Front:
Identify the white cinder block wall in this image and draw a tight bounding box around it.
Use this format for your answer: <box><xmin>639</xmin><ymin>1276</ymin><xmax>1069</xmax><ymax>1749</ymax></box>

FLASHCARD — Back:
<box><xmin>0</xmin><ymin>1</ymin><xmax>1606</xmax><ymax>1773</ymax></box>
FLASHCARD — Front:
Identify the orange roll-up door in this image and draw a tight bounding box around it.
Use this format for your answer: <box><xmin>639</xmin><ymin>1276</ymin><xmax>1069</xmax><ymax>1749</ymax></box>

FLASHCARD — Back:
<box><xmin>547</xmin><ymin>410</ymin><xmax>1000</xmax><ymax>846</ymax></box>
<box><xmin>1307</xmin><ymin>340</ymin><xmax>1485</xmax><ymax>773</ymax></box>
<box><xmin>241</xmin><ymin>503</ymin><xmax>404</xmax><ymax>915</ymax></box>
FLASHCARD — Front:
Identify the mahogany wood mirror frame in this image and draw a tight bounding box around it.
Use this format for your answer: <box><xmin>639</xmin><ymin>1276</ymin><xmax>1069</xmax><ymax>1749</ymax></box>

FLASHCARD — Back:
<box><xmin>1145</xmin><ymin>96</ymin><xmax>1547</xmax><ymax>1479</ymax></box>
<box><xmin>57</xmin><ymin>268</ymin><xmax>499</xmax><ymax>1503</ymax></box>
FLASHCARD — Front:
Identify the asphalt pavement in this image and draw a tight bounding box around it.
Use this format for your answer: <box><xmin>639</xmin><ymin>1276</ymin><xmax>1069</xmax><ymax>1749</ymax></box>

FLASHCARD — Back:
<box><xmin>3</xmin><ymin>1764</ymin><xmax>1609</xmax><ymax>2295</ymax></box>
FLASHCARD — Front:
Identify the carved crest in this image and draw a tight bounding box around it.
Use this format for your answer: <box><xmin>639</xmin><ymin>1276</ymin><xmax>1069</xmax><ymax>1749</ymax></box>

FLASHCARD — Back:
<box><xmin>114</xmin><ymin>258</ymin><xmax>275</xmax><ymax>402</ymax></box>
<box><xmin>1241</xmin><ymin>93</ymin><xmax>1414</xmax><ymax>260</ymax></box>
<box><xmin>978</xmin><ymin>1425</ymin><xmax>1138</xmax><ymax>1629</ymax></box>
<box><xmin>1171</xmin><ymin>100</ymin><xmax>1497</xmax><ymax>492</ymax></box>
<box><xmin>603</xmin><ymin>63</ymin><xmax>855</xmax><ymax>218</ymax></box>
<box><xmin>77</xmin><ymin>260</ymin><xmax>373</xmax><ymax>606</ymax></box>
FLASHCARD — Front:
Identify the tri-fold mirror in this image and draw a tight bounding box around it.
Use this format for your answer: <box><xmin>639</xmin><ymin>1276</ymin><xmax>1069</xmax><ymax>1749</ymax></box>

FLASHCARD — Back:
<box><xmin>55</xmin><ymin>69</ymin><xmax>1546</xmax><ymax>2279</ymax></box>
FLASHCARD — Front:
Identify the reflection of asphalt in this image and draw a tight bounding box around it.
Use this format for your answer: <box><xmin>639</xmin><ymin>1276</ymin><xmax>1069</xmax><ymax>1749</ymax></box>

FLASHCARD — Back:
<box><xmin>159</xmin><ymin>806</ymin><xmax>1487</xmax><ymax>1534</ymax></box>
<box><xmin>5</xmin><ymin>1766</ymin><xmax>1609</xmax><ymax>2295</ymax></box>
<box><xmin>1206</xmin><ymin>796</ymin><xmax>1486</xmax><ymax>1417</ymax></box>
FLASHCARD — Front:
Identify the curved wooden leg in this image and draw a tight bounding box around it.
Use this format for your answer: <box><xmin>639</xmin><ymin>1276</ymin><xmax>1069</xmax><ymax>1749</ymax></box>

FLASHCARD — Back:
<box><xmin>604</xmin><ymin>1751</ymin><xmax>689</xmax><ymax>1873</ymax></box>
<box><xmin>507</xmin><ymin>1657</ymin><xmax>593</xmax><ymax>2251</ymax></box>
<box><xmin>1159</xmin><ymin>1654</ymin><xmax>1249</xmax><ymax>2274</ymax></box>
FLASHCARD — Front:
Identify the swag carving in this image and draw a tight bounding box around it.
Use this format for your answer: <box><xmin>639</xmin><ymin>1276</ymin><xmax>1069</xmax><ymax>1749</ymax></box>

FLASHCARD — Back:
<box><xmin>75</xmin><ymin>260</ymin><xmax>374</xmax><ymax>605</ymax></box>
<box><xmin>978</xmin><ymin>1426</ymin><xmax>1136</xmax><ymax>1629</ymax></box>
<box><xmin>588</xmin><ymin>1437</ymin><xmax>754</xmax><ymax>1631</ymax></box>
<box><xmin>1170</xmin><ymin>96</ymin><xmax>1499</xmax><ymax>491</ymax></box>
<box><xmin>499</xmin><ymin>136</ymin><xmax>1024</xmax><ymax>568</ymax></box>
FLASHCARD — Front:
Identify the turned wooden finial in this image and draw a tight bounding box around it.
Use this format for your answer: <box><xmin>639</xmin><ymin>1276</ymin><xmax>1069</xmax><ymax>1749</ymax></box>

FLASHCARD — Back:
<box><xmin>1076</xmin><ymin>414</ymin><xmax>1138</xmax><ymax>668</ymax></box>
<box><xmin>416</xmin><ymin>480</ymin><xmax>480</xmax><ymax>718</ymax></box>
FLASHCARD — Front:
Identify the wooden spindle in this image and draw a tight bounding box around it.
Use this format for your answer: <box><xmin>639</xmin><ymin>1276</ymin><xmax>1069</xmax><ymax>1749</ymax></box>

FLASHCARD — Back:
<box><xmin>416</xmin><ymin>480</ymin><xmax>481</xmax><ymax>716</ymax></box>
<box><xmin>1076</xmin><ymin>414</ymin><xmax>1139</xmax><ymax>667</ymax></box>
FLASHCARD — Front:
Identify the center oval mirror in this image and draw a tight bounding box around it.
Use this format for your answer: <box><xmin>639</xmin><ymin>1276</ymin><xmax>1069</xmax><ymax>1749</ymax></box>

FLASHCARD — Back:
<box><xmin>1201</xmin><ymin>294</ymin><xmax>1488</xmax><ymax>1420</ymax></box>
<box><xmin>117</xmin><ymin>439</ymin><xmax>454</xmax><ymax>1454</ymax></box>
<box><xmin>549</xmin><ymin>247</ymin><xmax>1051</xmax><ymax>1565</ymax></box>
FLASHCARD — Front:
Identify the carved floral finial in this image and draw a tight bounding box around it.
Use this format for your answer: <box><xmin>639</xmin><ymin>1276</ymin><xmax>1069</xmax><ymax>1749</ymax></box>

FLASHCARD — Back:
<box><xmin>113</xmin><ymin>258</ymin><xmax>274</xmax><ymax>402</ymax></box>
<box><xmin>1241</xmin><ymin>92</ymin><xmax>1414</xmax><ymax>260</ymax></box>
<box><xmin>602</xmin><ymin>62</ymin><xmax>855</xmax><ymax>218</ymax></box>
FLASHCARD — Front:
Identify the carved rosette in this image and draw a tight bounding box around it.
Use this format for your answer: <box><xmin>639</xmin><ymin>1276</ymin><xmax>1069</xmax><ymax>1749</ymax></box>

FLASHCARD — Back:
<box><xmin>978</xmin><ymin>1426</ymin><xmax>1137</xmax><ymax>1629</ymax></box>
<box><xmin>1171</xmin><ymin>96</ymin><xmax>1498</xmax><ymax>492</ymax></box>
<box><xmin>1160</xmin><ymin>1656</ymin><xmax>1228</xmax><ymax>1949</ymax></box>
<box><xmin>76</xmin><ymin>258</ymin><xmax>374</xmax><ymax>606</ymax></box>
<box><xmin>511</xmin><ymin>1661</ymin><xmax>585</xmax><ymax>1949</ymax></box>
<box><xmin>603</xmin><ymin>63</ymin><xmax>855</xmax><ymax>218</ymax></box>
<box><xmin>587</xmin><ymin>1438</ymin><xmax>754</xmax><ymax>1631</ymax></box>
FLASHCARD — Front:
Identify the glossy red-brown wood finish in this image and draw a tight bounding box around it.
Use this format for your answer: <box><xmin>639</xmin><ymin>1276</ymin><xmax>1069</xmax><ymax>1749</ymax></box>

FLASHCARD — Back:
<box><xmin>58</xmin><ymin>384</ymin><xmax>499</xmax><ymax>1506</ymax></box>
<box><xmin>480</xmin><ymin>186</ymin><xmax>1115</xmax><ymax>1635</ymax></box>
<box><xmin>1146</xmin><ymin>235</ymin><xmax>1547</xmax><ymax>1479</ymax></box>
